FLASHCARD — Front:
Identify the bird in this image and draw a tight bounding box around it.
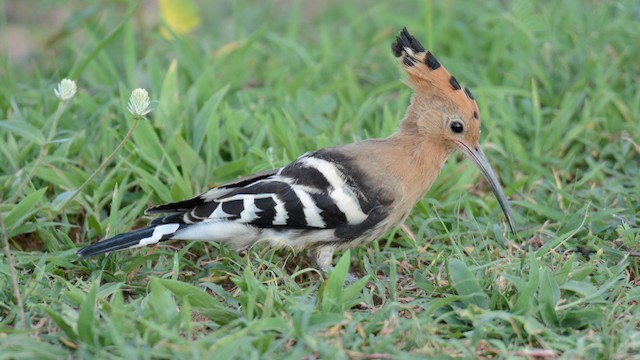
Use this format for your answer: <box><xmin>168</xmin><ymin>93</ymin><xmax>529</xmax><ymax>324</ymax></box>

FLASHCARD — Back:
<box><xmin>77</xmin><ymin>28</ymin><xmax>516</xmax><ymax>278</ymax></box>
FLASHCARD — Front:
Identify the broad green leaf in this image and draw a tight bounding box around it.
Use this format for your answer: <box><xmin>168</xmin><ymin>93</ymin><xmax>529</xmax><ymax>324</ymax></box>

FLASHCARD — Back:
<box><xmin>129</xmin><ymin>166</ymin><xmax>172</xmax><ymax>203</ymax></box>
<box><xmin>513</xmin><ymin>253</ymin><xmax>541</xmax><ymax>314</ymax></box>
<box><xmin>448</xmin><ymin>259</ymin><xmax>489</xmax><ymax>309</ymax></box>
<box><xmin>538</xmin><ymin>267</ymin><xmax>560</xmax><ymax>326</ymax></box>
<box><xmin>0</xmin><ymin>119</ymin><xmax>45</xmax><ymax>144</ymax></box>
<box><xmin>5</xmin><ymin>187</ymin><xmax>47</xmax><ymax>230</ymax></box>
<box><xmin>41</xmin><ymin>306</ymin><xmax>77</xmax><ymax>341</ymax></box>
<box><xmin>561</xmin><ymin>309</ymin><xmax>603</xmax><ymax>328</ymax></box>
<box><xmin>69</xmin><ymin>2</ymin><xmax>138</xmax><ymax>78</ymax></box>
<box><xmin>147</xmin><ymin>277</ymin><xmax>176</xmax><ymax>324</ymax></box>
<box><xmin>248</xmin><ymin>317</ymin><xmax>290</xmax><ymax>333</ymax></box>
<box><xmin>172</xmin><ymin>134</ymin><xmax>204</xmax><ymax>181</ymax></box>
<box><xmin>155</xmin><ymin>278</ymin><xmax>239</xmax><ymax>324</ymax></box>
<box><xmin>77</xmin><ymin>282</ymin><xmax>97</xmax><ymax>345</ymax></box>
<box><xmin>156</xmin><ymin>59</ymin><xmax>179</xmax><ymax>132</ymax></box>
<box><xmin>191</xmin><ymin>86</ymin><xmax>229</xmax><ymax>153</ymax></box>
<box><xmin>130</xmin><ymin>116</ymin><xmax>164</xmax><ymax>165</ymax></box>
<box><xmin>204</xmin><ymin>328</ymin><xmax>251</xmax><ymax>359</ymax></box>
<box><xmin>321</xmin><ymin>250</ymin><xmax>351</xmax><ymax>313</ymax></box>
<box><xmin>50</xmin><ymin>191</ymin><xmax>75</xmax><ymax>212</ymax></box>
<box><xmin>308</xmin><ymin>313</ymin><xmax>345</xmax><ymax>330</ymax></box>
<box><xmin>122</xmin><ymin>21</ymin><xmax>136</xmax><ymax>86</ymax></box>
<box><xmin>341</xmin><ymin>276</ymin><xmax>369</xmax><ymax>308</ymax></box>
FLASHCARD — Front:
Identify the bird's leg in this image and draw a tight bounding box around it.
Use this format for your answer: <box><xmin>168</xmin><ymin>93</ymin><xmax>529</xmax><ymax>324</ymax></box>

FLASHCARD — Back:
<box><xmin>312</xmin><ymin>246</ymin><xmax>334</xmax><ymax>273</ymax></box>
<box><xmin>311</xmin><ymin>246</ymin><xmax>360</xmax><ymax>284</ymax></box>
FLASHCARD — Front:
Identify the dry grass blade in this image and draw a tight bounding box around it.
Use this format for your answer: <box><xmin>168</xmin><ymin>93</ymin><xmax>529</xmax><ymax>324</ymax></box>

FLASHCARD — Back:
<box><xmin>0</xmin><ymin>203</ymin><xmax>26</xmax><ymax>329</ymax></box>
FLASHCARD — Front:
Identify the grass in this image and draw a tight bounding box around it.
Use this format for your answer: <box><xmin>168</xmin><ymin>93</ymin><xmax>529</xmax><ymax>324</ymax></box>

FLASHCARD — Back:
<box><xmin>1</xmin><ymin>0</ymin><xmax>639</xmax><ymax>358</ymax></box>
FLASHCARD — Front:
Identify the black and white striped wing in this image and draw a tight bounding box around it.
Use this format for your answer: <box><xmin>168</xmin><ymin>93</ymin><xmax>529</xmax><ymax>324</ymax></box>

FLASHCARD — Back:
<box><xmin>148</xmin><ymin>151</ymin><xmax>379</xmax><ymax>231</ymax></box>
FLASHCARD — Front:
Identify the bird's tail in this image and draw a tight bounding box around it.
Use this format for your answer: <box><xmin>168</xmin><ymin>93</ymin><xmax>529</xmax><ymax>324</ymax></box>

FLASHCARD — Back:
<box><xmin>77</xmin><ymin>223</ymin><xmax>182</xmax><ymax>258</ymax></box>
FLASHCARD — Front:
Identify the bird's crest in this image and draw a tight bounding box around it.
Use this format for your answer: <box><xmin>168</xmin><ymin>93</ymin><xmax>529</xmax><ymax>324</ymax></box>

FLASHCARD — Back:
<box><xmin>391</xmin><ymin>27</ymin><xmax>480</xmax><ymax>121</ymax></box>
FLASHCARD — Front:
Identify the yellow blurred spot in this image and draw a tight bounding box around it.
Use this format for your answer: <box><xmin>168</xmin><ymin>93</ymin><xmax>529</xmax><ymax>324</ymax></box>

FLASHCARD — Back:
<box><xmin>213</xmin><ymin>41</ymin><xmax>245</xmax><ymax>59</ymax></box>
<box><xmin>60</xmin><ymin>337</ymin><xmax>78</xmax><ymax>349</ymax></box>
<box><xmin>158</xmin><ymin>0</ymin><xmax>202</xmax><ymax>39</ymax></box>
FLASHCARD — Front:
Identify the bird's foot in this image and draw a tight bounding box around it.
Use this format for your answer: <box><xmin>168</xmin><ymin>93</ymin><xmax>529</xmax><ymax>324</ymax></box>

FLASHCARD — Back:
<box><xmin>311</xmin><ymin>246</ymin><xmax>362</xmax><ymax>284</ymax></box>
<box><xmin>318</xmin><ymin>265</ymin><xmax>362</xmax><ymax>284</ymax></box>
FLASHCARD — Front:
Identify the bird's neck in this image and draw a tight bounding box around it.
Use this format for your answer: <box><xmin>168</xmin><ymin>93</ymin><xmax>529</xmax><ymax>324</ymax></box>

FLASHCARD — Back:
<box><xmin>384</xmin><ymin>130</ymin><xmax>453</xmax><ymax>205</ymax></box>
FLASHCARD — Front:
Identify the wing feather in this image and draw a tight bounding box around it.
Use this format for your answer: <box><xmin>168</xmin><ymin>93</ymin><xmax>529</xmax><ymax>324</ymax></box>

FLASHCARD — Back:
<box><xmin>144</xmin><ymin>152</ymin><xmax>380</xmax><ymax>231</ymax></box>
<box><xmin>145</xmin><ymin>168</ymin><xmax>279</xmax><ymax>214</ymax></box>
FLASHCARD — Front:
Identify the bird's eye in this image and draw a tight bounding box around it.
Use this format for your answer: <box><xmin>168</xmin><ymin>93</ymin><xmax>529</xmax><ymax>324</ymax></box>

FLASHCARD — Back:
<box><xmin>450</xmin><ymin>121</ymin><xmax>464</xmax><ymax>134</ymax></box>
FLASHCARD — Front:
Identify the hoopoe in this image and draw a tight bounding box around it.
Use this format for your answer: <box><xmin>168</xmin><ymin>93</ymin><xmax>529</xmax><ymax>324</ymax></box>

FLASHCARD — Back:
<box><xmin>77</xmin><ymin>28</ymin><xmax>516</xmax><ymax>277</ymax></box>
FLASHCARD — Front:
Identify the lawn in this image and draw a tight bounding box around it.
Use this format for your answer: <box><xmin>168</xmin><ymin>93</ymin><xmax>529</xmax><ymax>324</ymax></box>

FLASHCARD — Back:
<box><xmin>1</xmin><ymin>0</ymin><xmax>639</xmax><ymax>358</ymax></box>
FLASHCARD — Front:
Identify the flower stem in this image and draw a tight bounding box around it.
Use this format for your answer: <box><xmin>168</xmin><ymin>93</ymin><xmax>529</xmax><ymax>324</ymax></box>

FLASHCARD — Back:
<box><xmin>7</xmin><ymin>101</ymin><xmax>68</xmax><ymax>205</ymax></box>
<box><xmin>56</xmin><ymin>118</ymin><xmax>142</xmax><ymax>213</ymax></box>
<box><xmin>56</xmin><ymin>117</ymin><xmax>144</xmax><ymax>213</ymax></box>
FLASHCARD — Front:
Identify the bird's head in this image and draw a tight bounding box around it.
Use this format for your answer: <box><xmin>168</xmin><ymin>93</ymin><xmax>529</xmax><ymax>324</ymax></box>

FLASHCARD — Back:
<box><xmin>392</xmin><ymin>28</ymin><xmax>516</xmax><ymax>233</ymax></box>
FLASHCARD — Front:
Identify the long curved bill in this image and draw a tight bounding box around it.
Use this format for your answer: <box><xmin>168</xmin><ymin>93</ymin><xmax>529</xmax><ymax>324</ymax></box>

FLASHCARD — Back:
<box><xmin>456</xmin><ymin>143</ymin><xmax>516</xmax><ymax>234</ymax></box>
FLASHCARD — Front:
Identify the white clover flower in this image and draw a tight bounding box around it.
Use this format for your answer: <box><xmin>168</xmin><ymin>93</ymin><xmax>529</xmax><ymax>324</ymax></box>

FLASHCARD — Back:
<box><xmin>54</xmin><ymin>78</ymin><xmax>77</xmax><ymax>101</ymax></box>
<box><xmin>127</xmin><ymin>88</ymin><xmax>151</xmax><ymax>119</ymax></box>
